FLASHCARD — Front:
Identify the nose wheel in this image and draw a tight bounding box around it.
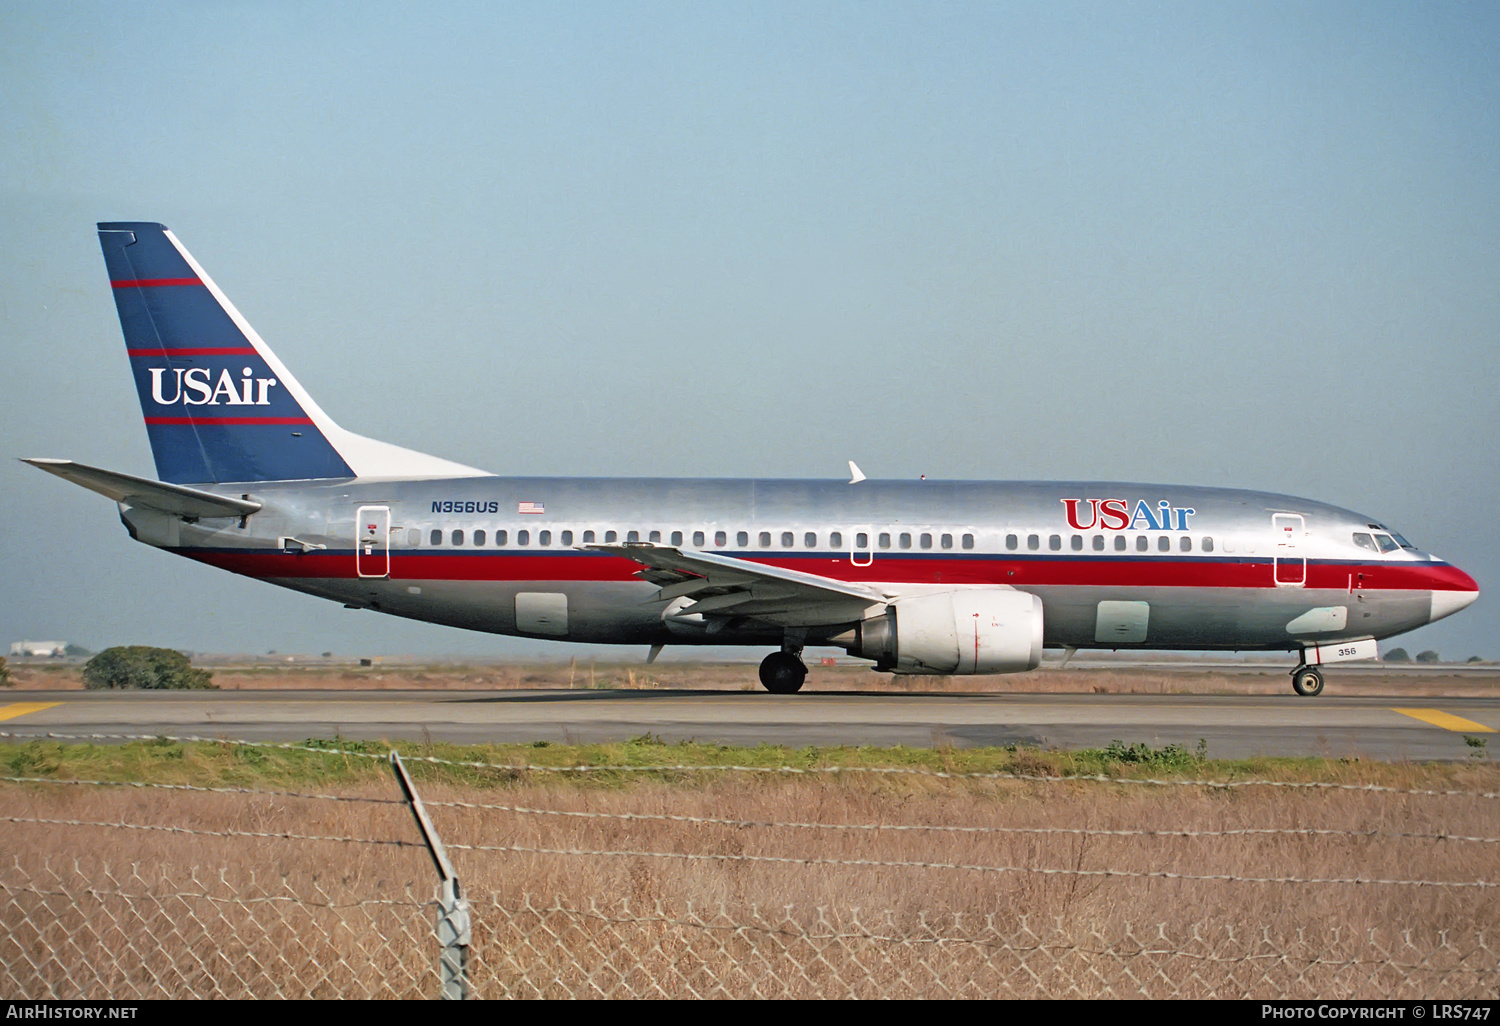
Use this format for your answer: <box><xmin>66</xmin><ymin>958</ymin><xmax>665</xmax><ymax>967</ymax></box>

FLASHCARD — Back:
<box><xmin>1291</xmin><ymin>665</ymin><xmax>1325</xmax><ymax>697</ymax></box>
<box><xmin>758</xmin><ymin>651</ymin><xmax>808</xmax><ymax>694</ymax></box>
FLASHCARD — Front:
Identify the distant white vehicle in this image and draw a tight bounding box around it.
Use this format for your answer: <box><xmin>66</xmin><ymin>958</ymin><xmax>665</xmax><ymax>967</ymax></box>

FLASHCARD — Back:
<box><xmin>9</xmin><ymin>641</ymin><xmax>67</xmax><ymax>658</ymax></box>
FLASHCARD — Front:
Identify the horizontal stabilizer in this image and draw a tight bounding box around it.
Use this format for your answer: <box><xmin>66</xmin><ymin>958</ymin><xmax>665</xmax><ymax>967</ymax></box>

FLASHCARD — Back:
<box><xmin>22</xmin><ymin>459</ymin><xmax>262</xmax><ymax>519</ymax></box>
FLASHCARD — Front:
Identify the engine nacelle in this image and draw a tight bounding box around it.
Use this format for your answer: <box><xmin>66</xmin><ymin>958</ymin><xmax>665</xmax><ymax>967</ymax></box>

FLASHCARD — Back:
<box><xmin>853</xmin><ymin>590</ymin><xmax>1044</xmax><ymax>675</ymax></box>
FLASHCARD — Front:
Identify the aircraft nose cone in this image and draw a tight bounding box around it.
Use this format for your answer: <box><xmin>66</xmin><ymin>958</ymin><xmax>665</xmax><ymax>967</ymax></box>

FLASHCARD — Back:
<box><xmin>1429</xmin><ymin>565</ymin><xmax>1480</xmax><ymax>624</ymax></box>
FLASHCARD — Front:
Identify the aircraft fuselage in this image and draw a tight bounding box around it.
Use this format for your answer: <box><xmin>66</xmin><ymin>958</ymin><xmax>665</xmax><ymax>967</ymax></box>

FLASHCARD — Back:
<box><xmin>119</xmin><ymin>474</ymin><xmax>1473</xmax><ymax>653</ymax></box>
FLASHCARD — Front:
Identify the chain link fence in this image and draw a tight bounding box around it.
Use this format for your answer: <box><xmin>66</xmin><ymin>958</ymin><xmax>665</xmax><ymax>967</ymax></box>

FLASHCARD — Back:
<box><xmin>3</xmin><ymin>739</ymin><xmax>1498</xmax><ymax>998</ymax></box>
<box><xmin>1</xmin><ymin>860</ymin><xmax>433</xmax><ymax>999</ymax></box>
<box><xmin>3</xmin><ymin>859</ymin><xmax>1496</xmax><ymax>999</ymax></box>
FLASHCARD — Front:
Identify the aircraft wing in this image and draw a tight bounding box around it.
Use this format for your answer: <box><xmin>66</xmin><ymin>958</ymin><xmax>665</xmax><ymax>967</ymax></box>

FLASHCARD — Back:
<box><xmin>22</xmin><ymin>459</ymin><xmax>263</xmax><ymax>519</ymax></box>
<box><xmin>586</xmin><ymin>543</ymin><xmax>888</xmax><ymax>628</ymax></box>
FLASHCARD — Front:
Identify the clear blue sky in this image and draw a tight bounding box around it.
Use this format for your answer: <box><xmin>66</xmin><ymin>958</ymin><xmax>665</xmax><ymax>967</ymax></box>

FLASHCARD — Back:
<box><xmin>3</xmin><ymin>1</ymin><xmax>1497</xmax><ymax>661</ymax></box>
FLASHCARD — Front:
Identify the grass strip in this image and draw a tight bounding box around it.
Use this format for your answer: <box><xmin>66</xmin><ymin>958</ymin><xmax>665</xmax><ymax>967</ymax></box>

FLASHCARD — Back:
<box><xmin>1</xmin><ymin>735</ymin><xmax>1496</xmax><ymax>794</ymax></box>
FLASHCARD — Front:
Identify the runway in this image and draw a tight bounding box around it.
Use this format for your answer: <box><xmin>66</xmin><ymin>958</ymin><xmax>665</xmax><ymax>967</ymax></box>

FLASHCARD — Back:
<box><xmin>3</xmin><ymin>688</ymin><xmax>1497</xmax><ymax>761</ymax></box>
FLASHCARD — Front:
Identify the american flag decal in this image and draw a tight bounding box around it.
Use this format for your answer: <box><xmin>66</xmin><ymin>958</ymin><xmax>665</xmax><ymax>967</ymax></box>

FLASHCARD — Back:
<box><xmin>518</xmin><ymin>501</ymin><xmax>545</xmax><ymax>515</ymax></box>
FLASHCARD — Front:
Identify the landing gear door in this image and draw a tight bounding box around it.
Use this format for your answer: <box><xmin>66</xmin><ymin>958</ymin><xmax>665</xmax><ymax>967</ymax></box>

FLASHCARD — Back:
<box><xmin>1272</xmin><ymin>513</ymin><xmax>1306</xmax><ymax>587</ymax></box>
<box><xmin>356</xmin><ymin>505</ymin><xmax>390</xmax><ymax>578</ymax></box>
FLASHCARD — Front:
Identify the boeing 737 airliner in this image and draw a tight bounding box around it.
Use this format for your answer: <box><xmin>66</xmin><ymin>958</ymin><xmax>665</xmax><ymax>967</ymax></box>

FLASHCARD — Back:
<box><xmin>24</xmin><ymin>222</ymin><xmax>1480</xmax><ymax>694</ymax></box>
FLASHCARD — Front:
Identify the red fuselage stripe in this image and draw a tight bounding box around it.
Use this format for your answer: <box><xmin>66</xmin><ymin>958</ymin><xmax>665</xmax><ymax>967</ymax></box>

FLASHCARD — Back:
<box><xmin>111</xmin><ymin>278</ymin><xmax>202</xmax><ymax>288</ymax></box>
<box><xmin>180</xmin><ymin>550</ymin><xmax>1480</xmax><ymax>592</ymax></box>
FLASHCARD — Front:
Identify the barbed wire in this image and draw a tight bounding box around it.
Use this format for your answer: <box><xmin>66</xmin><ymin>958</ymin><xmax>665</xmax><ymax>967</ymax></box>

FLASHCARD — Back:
<box><xmin>8</xmin><ymin>812</ymin><xmax>1492</xmax><ymax>887</ymax></box>
<box><xmin>7</xmin><ymin>773</ymin><xmax>1497</xmax><ymax>844</ymax></box>
<box><xmin>4</xmin><ymin>730</ymin><xmax>1497</xmax><ymax>799</ymax></box>
<box><xmin>444</xmin><ymin>839</ymin><xmax>1499</xmax><ymax>888</ymax></box>
<box><xmin>0</xmin><ymin>775</ymin><xmax>401</xmax><ymax>805</ymax></box>
<box><xmin>2</xmin><ymin>815</ymin><xmax>419</xmax><ymax>849</ymax></box>
<box><xmin>421</xmin><ymin>798</ymin><xmax>1500</xmax><ymax>843</ymax></box>
<box><xmin>0</xmin><ymin>878</ymin><xmax>423</xmax><ymax>911</ymax></box>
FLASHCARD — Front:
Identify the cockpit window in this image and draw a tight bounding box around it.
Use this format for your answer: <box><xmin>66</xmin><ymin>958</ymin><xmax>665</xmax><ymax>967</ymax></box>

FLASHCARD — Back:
<box><xmin>1373</xmin><ymin>533</ymin><xmax>1399</xmax><ymax>553</ymax></box>
<box><xmin>1352</xmin><ymin>532</ymin><xmax>1377</xmax><ymax>552</ymax></box>
<box><xmin>1376</xmin><ymin>524</ymin><xmax>1417</xmax><ymax>550</ymax></box>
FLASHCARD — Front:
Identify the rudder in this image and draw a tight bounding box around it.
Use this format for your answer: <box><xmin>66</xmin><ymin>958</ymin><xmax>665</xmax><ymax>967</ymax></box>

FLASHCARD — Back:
<box><xmin>99</xmin><ymin>222</ymin><xmax>355</xmax><ymax>484</ymax></box>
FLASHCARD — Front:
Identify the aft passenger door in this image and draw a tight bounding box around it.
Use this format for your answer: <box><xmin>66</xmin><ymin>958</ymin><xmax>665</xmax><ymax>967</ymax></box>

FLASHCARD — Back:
<box><xmin>356</xmin><ymin>505</ymin><xmax>390</xmax><ymax>578</ymax></box>
<box><xmin>849</xmin><ymin>526</ymin><xmax>874</xmax><ymax>567</ymax></box>
<box><xmin>1272</xmin><ymin>513</ymin><xmax>1306</xmax><ymax>586</ymax></box>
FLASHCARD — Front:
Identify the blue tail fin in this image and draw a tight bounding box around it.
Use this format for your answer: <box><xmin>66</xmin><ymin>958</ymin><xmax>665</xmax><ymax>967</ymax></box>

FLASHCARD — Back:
<box><xmin>100</xmin><ymin>222</ymin><xmax>353</xmax><ymax>483</ymax></box>
<box><xmin>98</xmin><ymin>222</ymin><xmax>485</xmax><ymax>484</ymax></box>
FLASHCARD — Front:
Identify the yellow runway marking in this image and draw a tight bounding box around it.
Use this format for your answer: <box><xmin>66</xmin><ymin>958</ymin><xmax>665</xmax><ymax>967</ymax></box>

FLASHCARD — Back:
<box><xmin>0</xmin><ymin>702</ymin><xmax>61</xmax><ymax>722</ymax></box>
<box><xmin>1392</xmin><ymin>708</ymin><xmax>1496</xmax><ymax>733</ymax></box>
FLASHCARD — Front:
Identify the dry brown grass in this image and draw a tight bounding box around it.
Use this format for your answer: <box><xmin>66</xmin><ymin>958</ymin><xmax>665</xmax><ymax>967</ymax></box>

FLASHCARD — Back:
<box><xmin>4</xmin><ymin>760</ymin><xmax>1498</xmax><ymax>997</ymax></box>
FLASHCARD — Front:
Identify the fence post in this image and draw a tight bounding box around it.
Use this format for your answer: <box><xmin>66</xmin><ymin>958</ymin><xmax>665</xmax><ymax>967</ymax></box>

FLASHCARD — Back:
<box><xmin>391</xmin><ymin>751</ymin><xmax>471</xmax><ymax>999</ymax></box>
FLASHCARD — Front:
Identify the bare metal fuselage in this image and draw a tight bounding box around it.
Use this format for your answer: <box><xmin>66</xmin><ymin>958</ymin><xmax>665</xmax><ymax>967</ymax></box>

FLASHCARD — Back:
<box><xmin>119</xmin><ymin>474</ymin><xmax>1474</xmax><ymax>655</ymax></box>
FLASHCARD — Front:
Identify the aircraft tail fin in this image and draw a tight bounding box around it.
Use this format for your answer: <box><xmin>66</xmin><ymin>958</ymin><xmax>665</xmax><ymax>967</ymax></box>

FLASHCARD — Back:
<box><xmin>97</xmin><ymin>222</ymin><xmax>485</xmax><ymax>484</ymax></box>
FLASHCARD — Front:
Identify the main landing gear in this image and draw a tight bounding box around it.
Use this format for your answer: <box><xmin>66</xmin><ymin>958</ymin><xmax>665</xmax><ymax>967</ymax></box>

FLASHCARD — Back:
<box><xmin>1290</xmin><ymin>664</ymin><xmax>1325</xmax><ymax>697</ymax></box>
<box><xmin>759</xmin><ymin>650</ymin><xmax>808</xmax><ymax>694</ymax></box>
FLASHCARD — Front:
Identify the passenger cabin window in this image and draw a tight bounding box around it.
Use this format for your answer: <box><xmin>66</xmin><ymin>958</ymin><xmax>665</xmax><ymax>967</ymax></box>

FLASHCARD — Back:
<box><xmin>856</xmin><ymin>533</ymin><xmax>868</xmax><ymax>548</ymax></box>
<box><xmin>879</xmin><ymin>533</ymin><xmax>891</xmax><ymax>549</ymax></box>
<box><xmin>1202</xmin><ymin>536</ymin><xmax>1214</xmax><ymax>552</ymax></box>
<box><xmin>921</xmin><ymin>533</ymin><xmax>932</xmax><ymax>550</ymax></box>
<box><xmin>649</xmin><ymin>530</ymin><xmax>661</xmax><ymax>543</ymax></box>
<box><xmin>941</xmin><ymin>534</ymin><xmax>953</xmax><ymax>549</ymax></box>
<box><xmin>540</xmin><ymin>530</ymin><xmax>551</xmax><ymax>546</ymax></box>
<box><xmin>562</xmin><ymin>530</ymin><xmax>573</xmax><ymax>546</ymax></box>
<box><xmin>1049</xmin><ymin>534</ymin><xmax>1061</xmax><ymax>551</ymax></box>
<box><xmin>430</xmin><ymin>529</ymin><xmax>442</xmax><ymax>546</ymax></box>
<box><xmin>830</xmin><ymin>531</ymin><xmax>842</xmax><ymax>548</ymax></box>
<box><xmin>474</xmin><ymin>529</ymin><xmax>486</xmax><ymax>546</ymax></box>
<box><xmin>605</xmin><ymin>530</ymin><xmax>617</xmax><ymax>543</ymax></box>
<box><xmin>737</xmin><ymin>531</ymin><xmax>749</xmax><ymax>547</ymax></box>
<box><xmin>1092</xmin><ymin>535</ymin><xmax>1105</xmax><ymax>551</ymax></box>
<box><xmin>582</xmin><ymin>530</ymin><xmax>594</xmax><ymax>544</ymax></box>
<box><xmin>900</xmin><ymin>533</ymin><xmax>912</xmax><ymax>549</ymax></box>
<box><xmin>625</xmin><ymin>530</ymin><xmax>638</xmax><ymax>543</ymax></box>
<box><xmin>1136</xmin><ymin>536</ymin><xmax>1149</xmax><ymax>552</ymax></box>
<box><xmin>1158</xmin><ymin>536</ymin><xmax>1170</xmax><ymax>552</ymax></box>
<box><xmin>759</xmin><ymin>531</ymin><xmax>772</xmax><ymax>547</ymax></box>
<box><xmin>693</xmin><ymin>531</ymin><xmax>705</xmax><ymax>547</ymax></box>
<box><xmin>1179</xmin><ymin>536</ymin><xmax>1191</xmax><ymax>552</ymax></box>
<box><xmin>1071</xmin><ymin>535</ymin><xmax>1083</xmax><ymax>551</ymax></box>
<box><xmin>496</xmin><ymin>530</ymin><xmax>508</xmax><ymax>545</ymax></box>
<box><xmin>451</xmin><ymin>529</ymin><xmax>464</xmax><ymax>546</ymax></box>
<box><xmin>805</xmin><ymin>532</ymin><xmax>817</xmax><ymax>548</ymax></box>
<box><xmin>714</xmin><ymin>530</ymin><xmax>727</xmax><ymax>547</ymax></box>
<box><xmin>1115</xmin><ymin>535</ymin><xmax>1127</xmax><ymax>552</ymax></box>
<box><xmin>518</xmin><ymin>530</ymin><xmax>530</xmax><ymax>546</ymax></box>
<box><xmin>782</xmin><ymin>532</ymin><xmax>794</xmax><ymax>548</ymax></box>
<box><xmin>1006</xmin><ymin>534</ymin><xmax>1018</xmax><ymax>551</ymax></box>
<box><xmin>670</xmin><ymin>530</ymin><xmax>682</xmax><ymax>545</ymax></box>
<box><xmin>962</xmin><ymin>534</ymin><xmax>974</xmax><ymax>550</ymax></box>
<box><xmin>1027</xmin><ymin>534</ymin><xmax>1040</xmax><ymax>551</ymax></box>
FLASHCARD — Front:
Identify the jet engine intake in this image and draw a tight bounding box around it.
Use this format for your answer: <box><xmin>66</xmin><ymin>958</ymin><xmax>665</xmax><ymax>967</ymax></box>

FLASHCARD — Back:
<box><xmin>853</xmin><ymin>590</ymin><xmax>1043</xmax><ymax>674</ymax></box>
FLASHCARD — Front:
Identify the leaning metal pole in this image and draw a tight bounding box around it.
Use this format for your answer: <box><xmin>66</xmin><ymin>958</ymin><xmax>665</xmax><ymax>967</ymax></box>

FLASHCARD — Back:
<box><xmin>391</xmin><ymin>751</ymin><xmax>472</xmax><ymax>999</ymax></box>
